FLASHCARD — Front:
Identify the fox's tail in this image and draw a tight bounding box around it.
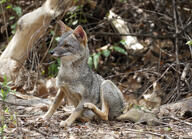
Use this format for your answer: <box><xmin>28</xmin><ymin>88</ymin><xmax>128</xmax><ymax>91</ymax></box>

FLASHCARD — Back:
<box><xmin>116</xmin><ymin>108</ymin><xmax>159</xmax><ymax>125</ymax></box>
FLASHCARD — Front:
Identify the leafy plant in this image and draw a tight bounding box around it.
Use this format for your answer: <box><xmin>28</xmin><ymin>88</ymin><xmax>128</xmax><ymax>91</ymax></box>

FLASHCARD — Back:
<box><xmin>88</xmin><ymin>41</ymin><xmax>128</xmax><ymax>69</ymax></box>
<box><xmin>48</xmin><ymin>59</ymin><xmax>60</xmax><ymax>77</ymax></box>
<box><xmin>12</xmin><ymin>6</ymin><xmax>22</xmax><ymax>16</ymax></box>
<box><xmin>0</xmin><ymin>76</ymin><xmax>16</xmax><ymax>138</ymax></box>
<box><xmin>0</xmin><ymin>124</ymin><xmax>7</xmax><ymax>138</ymax></box>
<box><xmin>0</xmin><ymin>0</ymin><xmax>7</xmax><ymax>4</ymax></box>
<box><xmin>110</xmin><ymin>46</ymin><xmax>128</xmax><ymax>55</ymax></box>
<box><xmin>0</xmin><ymin>76</ymin><xmax>13</xmax><ymax>101</ymax></box>
<box><xmin>64</xmin><ymin>5</ymin><xmax>87</xmax><ymax>27</ymax></box>
<box><xmin>186</xmin><ymin>40</ymin><xmax>192</xmax><ymax>46</ymax></box>
<box><xmin>1</xmin><ymin>0</ymin><xmax>23</xmax><ymax>35</ymax></box>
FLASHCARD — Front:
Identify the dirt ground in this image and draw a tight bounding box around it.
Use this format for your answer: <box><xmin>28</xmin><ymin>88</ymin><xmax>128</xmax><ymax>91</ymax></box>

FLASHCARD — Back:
<box><xmin>0</xmin><ymin>101</ymin><xmax>191</xmax><ymax>139</ymax></box>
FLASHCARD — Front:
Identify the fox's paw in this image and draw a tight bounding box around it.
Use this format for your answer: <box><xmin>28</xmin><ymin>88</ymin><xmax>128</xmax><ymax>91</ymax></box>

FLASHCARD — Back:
<box><xmin>42</xmin><ymin>113</ymin><xmax>52</xmax><ymax>120</ymax></box>
<box><xmin>60</xmin><ymin>120</ymin><xmax>72</xmax><ymax>127</ymax></box>
<box><xmin>36</xmin><ymin>113</ymin><xmax>52</xmax><ymax>122</ymax></box>
<box><xmin>36</xmin><ymin>116</ymin><xmax>46</xmax><ymax>122</ymax></box>
<box><xmin>84</xmin><ymin>103</ymin><xmax>95</xmax><ymax>110</ymax></box>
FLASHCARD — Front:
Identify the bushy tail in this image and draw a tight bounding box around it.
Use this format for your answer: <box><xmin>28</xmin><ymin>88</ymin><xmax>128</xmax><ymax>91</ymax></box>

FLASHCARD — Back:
<box><xmin>116</xmin><ymin>108</ymin><xmax>159</xmax><ymax>125</ymax></box>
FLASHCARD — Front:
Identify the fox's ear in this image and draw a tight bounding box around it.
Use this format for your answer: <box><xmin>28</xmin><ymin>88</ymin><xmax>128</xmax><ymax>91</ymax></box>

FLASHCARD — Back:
<box><xmin>57</xmin><ymin>20</ymin><xmax>72</xmax><ymax>34</ymax></box>
<box><xmin>73</xmin><ymin>25</ymin><xmax>87</xmax><ymax>46</ymax></box>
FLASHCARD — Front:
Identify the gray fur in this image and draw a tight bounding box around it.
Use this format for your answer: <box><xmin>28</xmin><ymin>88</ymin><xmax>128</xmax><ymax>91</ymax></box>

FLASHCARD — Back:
<box><xmin>45</xmin><ymin>25</ymin><xmax>125</xmax><ymax>125</ymax></box>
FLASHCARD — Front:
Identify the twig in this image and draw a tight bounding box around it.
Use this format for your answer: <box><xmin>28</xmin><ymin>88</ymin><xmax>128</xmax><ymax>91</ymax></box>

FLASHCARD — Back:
<box><xmin>188</xmin><ymin>40</ymin><xmax>192</xmax><ymax>59</ymax></box>
<box><xmin>125</xmin><ymin>128</ymin><xmax>172</xmax><ymax>138</ymax></box>
<box><xmin>0</xmin><ymin>3</ymin><xmax>9</xmax><ymax>42</ymax></box>
<box><xmin>3</xmin><ymin>114</ymin><xmax>36</xmax><ymax>118</ymax></box>
<box><xmin>139</xmin><ymin>64</ymin><xmax>173</xmax><ymax>99</ymax></box>
<box><xmin>30</xmin><ymin>127</ymin><xmax>48</xmax><ymax>137</ymax></box>
<box><xmin>181</xmin><ymin>63</ymin><xmax>191</xmax><ymax>81</ymax></box>
<box><xmin>177</xmin><ymin>8</ymin><xmax>192</xmax><ymax>59</ymax></box>
<box><xmin>172</xmin><ymin>0</ymin><xmax>181</xmax><ymax>100</ymax></box>
<box><xmin>39</xmin><ymin>23</ymin><xmax>58</xmax><ymax>65</ymax></box>
<box><xmin>177</xmin><ymin>20</ymin><xmax>192</xmax><ymax>36</ymax></box>
<box><xmin>95</xmin><ymin>31</ymin><xmax>176</xmax><ymax>39</ymax></box>
<box><xmin>0</xmin><ymin>99</ymin><xmax>30</xmax><ymax>107</ymax></box>
<box><xmin>169</xmin><ymin>116</ymin><xmax>192</xmax><ymax>126</ymax></box>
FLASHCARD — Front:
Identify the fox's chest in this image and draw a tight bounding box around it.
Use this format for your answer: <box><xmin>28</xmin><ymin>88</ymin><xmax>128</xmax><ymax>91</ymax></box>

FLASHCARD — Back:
<box><xmin>56</xmin><ymin>76</ymin><xmax>85</xmax><ymax>106</ymax></box>
<box><xmin>56</xmin><ymin>64</ymin><xmax>88</xmax><ymax>96</ymax></box>
<box><xmin>56</xmin><ymin>76</ymin><xmax>85</xmax><ymax>94</ymax></box>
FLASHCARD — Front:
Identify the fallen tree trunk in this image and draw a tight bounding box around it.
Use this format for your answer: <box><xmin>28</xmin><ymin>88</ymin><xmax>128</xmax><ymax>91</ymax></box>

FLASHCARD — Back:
<box><xmin>154</xmin><ymin>97</ymin><xmax>192</xmax><ymax>118</ymax></box>
<box><xmin>0</xmin><ymin>0</ymin><xmax>75</xmax><ymax>81</ymax></box>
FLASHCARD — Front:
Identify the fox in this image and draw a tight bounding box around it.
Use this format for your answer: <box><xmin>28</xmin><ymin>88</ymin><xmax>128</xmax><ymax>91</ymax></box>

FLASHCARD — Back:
<box><xmin>41</xmin><ymin>21</ymin><xmax>128</xmax><ymax>127</ymax></box>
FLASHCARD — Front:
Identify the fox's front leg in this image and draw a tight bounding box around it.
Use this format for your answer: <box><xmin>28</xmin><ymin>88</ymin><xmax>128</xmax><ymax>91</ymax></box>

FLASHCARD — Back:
<box><xmin>42</xmin><ymin>88</ymin><xmax>65</xmax><ymax>120</ymax></box>
<box><xmin>60</xmin><ymin>101</ymin><xmax>84</xmax><ymax>127</ymax></box>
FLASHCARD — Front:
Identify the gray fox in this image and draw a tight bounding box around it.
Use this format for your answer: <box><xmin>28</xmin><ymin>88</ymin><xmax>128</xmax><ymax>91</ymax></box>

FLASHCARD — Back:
<box><xmin>41</xmin><ymin>21</ymin><xmax>126</xmax><ymax>127</ymax></box>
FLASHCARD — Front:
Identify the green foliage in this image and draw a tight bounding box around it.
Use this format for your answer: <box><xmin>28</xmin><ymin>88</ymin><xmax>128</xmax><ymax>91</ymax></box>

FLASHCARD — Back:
<box><xmin>164</xmin><ymin>127</ymin><xmax>172</xmax><ymax>131</ymax></box>
<box><xmin>64</xmin><ymin>5</ymin><xmax>87</xmax><ymax>26</ymax></box>
<box><xmin>0</xmin><ymin>76</ymin><xmax>16</xmax><ymax>138</ymax></box>
<box><xmin>1</xmin><ymin>0</ymin><xmax>22</xmax><ymax>35</ymax></box>
<box><xmin>50</xmin><ymin>30</ymin><xmax>55</xmax><ymax>36</ymax></box>
<box><xmin>0</xmin><ymin>124</ymin><xmax>7</xmax><ymax>137</ymax></box>
<box><xmin>0</xmin><ymin>76</ymin><xmax>13</xmax><ymax>101</ymax></box>
<box><xmin>93</xmin><ymin>52</ymin><xmax>101</xmax><ymax>70</ymax></box>
<box><xmin>119</xmin><ymin>40</ymin><xmax>127</xmax><ymax>46</ymax></box>
<box><xmin>12</xmin><ymin>6</ymin><xmax>22</xmax><ymax>16</ymax></box>
<box><xmin>48</xmin><ymin>59</ymin><xmax>60</xmax><ymax>77</ymax></box>
<box><xmin>88</xmin><ymin>41</ymin><xmax>128</xmax><ymax>69</ymax></box>
<box><xmin>55</xmin><ymin>37</ymin><xmax>60</xmax><ymax>42</ymax></box>
<box><xmin>10</xmin><ymin>6</ymin><xmax>22</xmax><ymax>34</ymax></box>
<box><xmin>134</xmin><ymin>105</ymin><xmax>142</xmax><ymax>110</ymax></box>
<box><xmin>88</xmin><ymin>56</ymin><xmax>93</xmax><ymax>69</ymax></box>
<box><xmin>46</xmin><ymin>29</ymin><xmax>61</xmax><ymax>77</ymax></box>
<box><xmin>10</xmin><ymin>23</ymin><xmax>16</xmax><ymax>34</ymax></box>
<box><xmin>110</xmin><ymin>46</ymin><xmax>128</xmax><ymax>55</ymax></box>
<box><xmin>0</xmin><ymin>0</ymin><xmax>8</xmax><ymax>4</ymax></box>
<box><xmin>73</xmin><ymin>0</ymin><xmax>79</xmax><ymax>3</ymax></box>
<box><xmin>120</xmin><ymin>0</ymin><xmax>128</xmax><ymax>2</ymax></box>
<box><xmin>101</xmin><ymin>49</ymin><xmax>111</xmax><ymax>57</ymax></box>
<box><xmin>186</xmin><ymin>40</ymin><xmax>192</xmax><ymax>46</ymax></box>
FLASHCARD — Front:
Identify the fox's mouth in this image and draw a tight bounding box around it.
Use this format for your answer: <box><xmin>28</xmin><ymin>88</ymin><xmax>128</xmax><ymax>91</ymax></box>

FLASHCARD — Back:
<box><xmin>51</xmin><ymin>52</ymin><xmax>72</xmax><ymax>57</ymax></box>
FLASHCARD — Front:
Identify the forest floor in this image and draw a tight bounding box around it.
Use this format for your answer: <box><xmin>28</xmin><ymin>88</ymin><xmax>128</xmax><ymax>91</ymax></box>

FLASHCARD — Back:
<box><xmin>0</xmin><ymin>0</ymin><xmax>192</xmax><ymax>138</ymax></box>
<box><xmin>1</xmin><ymin>102</ymin><xmax>192</xmax><ymax>139</ymax></box>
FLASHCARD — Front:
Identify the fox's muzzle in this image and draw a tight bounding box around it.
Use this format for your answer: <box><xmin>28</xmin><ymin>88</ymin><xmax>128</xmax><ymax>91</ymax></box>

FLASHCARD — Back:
<box><xmin>50</xmin><ymin>46</ymin><xmax>71</xmax><ymax>57</ymax></box>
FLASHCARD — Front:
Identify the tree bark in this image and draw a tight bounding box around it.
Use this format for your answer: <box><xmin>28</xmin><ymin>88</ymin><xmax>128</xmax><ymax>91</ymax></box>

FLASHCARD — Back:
<box><xmin>0</xmin><ymin>0</ymin><xmax>75</xmax><ymax>81</ymax></box>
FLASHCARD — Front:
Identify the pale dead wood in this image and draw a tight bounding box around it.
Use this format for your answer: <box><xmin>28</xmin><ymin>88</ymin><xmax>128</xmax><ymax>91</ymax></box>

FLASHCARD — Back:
<box><xmin>0</xmin><ymin>91</ymin><xmax>51</xmax><ymax>107</ymax></box>
<box><xmin>181</xmin><ymin>63</ymin><xmax>190</xmax><ymax>81</ymax></box>
<box><xmin>172</xmin><ymin>0</ymin><xmax>181</xmax><ymax>100</ymax></box>
<box><xmin>108</xmin><ymin>10</ymin><xmax>144</xmax><ymax>51</ymax></box>
<box><xmin>0</xmin><ymin>0</ymin><xmax>75</xmax><ymax>80</ymax></box>
<box><xmin>155</xmin><ymin>97</ymin><xmax>192</xmax><ymax>118</ymax></box>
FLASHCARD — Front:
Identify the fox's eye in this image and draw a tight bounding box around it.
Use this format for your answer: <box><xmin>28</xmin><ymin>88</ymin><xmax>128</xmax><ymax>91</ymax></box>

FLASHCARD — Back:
<box><xmin>64</xmin><ymin>44</ymin><xmax>70</xmax><ymax>48</ymax></box>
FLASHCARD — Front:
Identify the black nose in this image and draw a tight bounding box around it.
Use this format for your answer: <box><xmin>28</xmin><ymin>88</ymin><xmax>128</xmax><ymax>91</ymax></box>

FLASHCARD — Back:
<box><xmin>50</xmin><ymin>50</ymin><xmax>54</xmax><ymax>55</ymax></box>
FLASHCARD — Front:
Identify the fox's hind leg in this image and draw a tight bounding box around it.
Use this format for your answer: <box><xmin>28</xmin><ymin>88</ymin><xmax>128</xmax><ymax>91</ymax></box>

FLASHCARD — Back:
<box><xmin>42</xmin><ymin>88</ymin><xmax>65</xmax><ymax>120</ymax></box>
<box><xmin>84</xmin><ymin>80</ymin><xmax>110</xmax><ymax>121</ymax></box>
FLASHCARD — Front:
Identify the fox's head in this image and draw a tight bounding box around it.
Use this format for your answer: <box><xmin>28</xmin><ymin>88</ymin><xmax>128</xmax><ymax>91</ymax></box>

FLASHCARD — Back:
<box><xmin>50</xmin><ymin>21</ymin><xmax>89</xmax><ymax>63</ymax></box>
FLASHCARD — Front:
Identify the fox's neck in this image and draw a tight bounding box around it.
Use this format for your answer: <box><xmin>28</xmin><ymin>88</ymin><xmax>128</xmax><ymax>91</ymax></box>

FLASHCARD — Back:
<box><xmin>59</xmin><ymin>55</ymin><xmax>91</xmax><ymax>81</ymax></box>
